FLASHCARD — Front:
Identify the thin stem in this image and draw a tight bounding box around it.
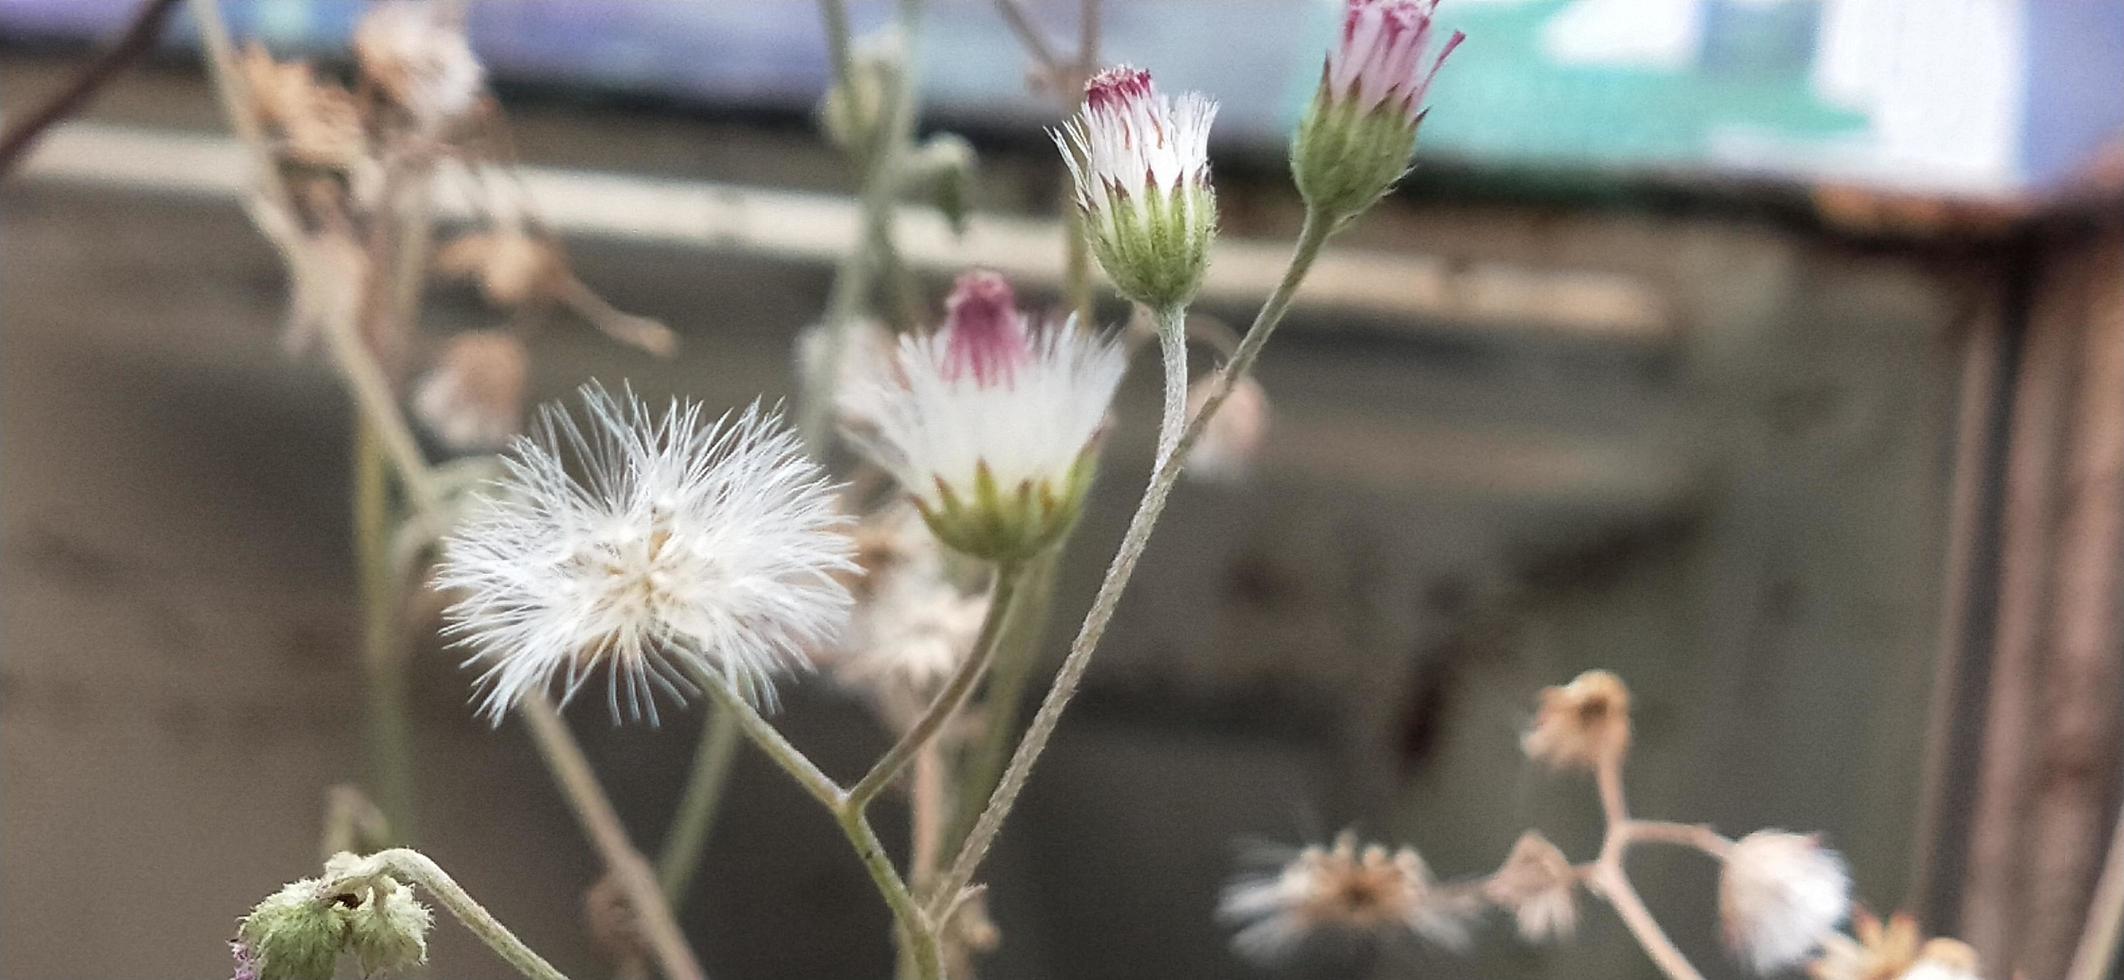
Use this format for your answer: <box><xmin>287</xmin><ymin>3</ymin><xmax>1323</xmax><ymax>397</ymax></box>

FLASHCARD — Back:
<box><xmin>656</xmin><ymin>705</ymin><xmax>744</xmax><ymax>904</ymax></box>
<box><xmin>688</xmin><ymin>665</ymin><xmax>846</xmax><ymax>811</ymax></box>
<box><xmin>0</xmin><ymin>0</ymin><xmax>184</xmax><ymax>176</ymax></box>
<box><xmin>992</xmin><ymin>0</ymin><xmax>1062</xmax><ymax>74</ymax></box>
<box><xmin>1174</xmin><ymin>209</ymin><xmax>1331</xmax><ymax>457</ymax></box>
<box><xmin>817</xmin><ymin>0</ymin><xmax>857</xmax><ymax>91</ymax></box>
<box><xmin>680</xmin><ymin>663</ymin><xmax>941</xmax><ymax>975</ymax></box>
<box><xmin>931</xmin><ymin>304</ymin><xmax>1190</xmax><ymax>918</ymax></box>
<box><xmin>910</xmin><ymin>740</ymin><xmax>948</xmax><ymax>891</ymax></box>
<box><xmin>356</xmin><ymin>420</ymin><xmax>418</xmax><ymax>841</ymax></box>
<box><xmin>319</xmin><ymin>848</ymin><xmax>571</xmax><ymax>980</ymax></box>
<box><xmin>1591</xmin><ymin>755</ymin><xmax>1705</xmax><ymax>980</ymax></box>
<box><xmin>1618</xmin><ymin>820</ymin><xmax>1734</xmax><ymax>859</ymax></box>
<box><xmin>849</xmin><ymin>564</ymin><xmax>1025</xmax><ymax>810</ymax></box>
<box><xmin>1590</xmin><ymin>862</ymin><xmax>1705</xmax><ymax>980</ymax></box>
<box><xmin>2070</xmin><ymin>807</ymin><xmax>2124</xmax><ymax>980</ymax></box>
<box><xmin>837</xmin><ymin>804</ymin><xmax>942</xmax><ymax>980</ymax></box>
<box><xmin>945</xmin><ymin>550</ymin><xmax>1058</xmax><ymax>858</ymax></box>
<box><xmin>519</xmin><ymin>700</ymin><xmax>707</xmax><ymax>980</ymax></box>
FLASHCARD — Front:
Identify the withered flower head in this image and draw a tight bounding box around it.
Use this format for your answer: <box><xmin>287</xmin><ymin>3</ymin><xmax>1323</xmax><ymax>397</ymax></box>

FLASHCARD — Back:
<box><xmin>1522</xmin><ymin>669</ymin><xmax>1632</xmax><ymax>771</ymax></box>
<box><xmin>413</xmin><ymin>330</ymin><xmax>531</xmax><ymax>453</ymax></box>
<box><xmin>1482</xmin><ymin>831</ymin><xmax>1580</xmax><ymax>943</ymax></box>
<box><xmin>239</xmin><ymin>44</ymin><xmax>367</xmax><ymax>171</ymax></box>
<box><xmin>1810</xmin><ymin>910</ymin><xmax>1982</xmax><ymax>980</ymax></box>
<box><xmin>1220</xmin><ymin>831</ymin><xmax>1471</xmax><ymax>961</ymax></box>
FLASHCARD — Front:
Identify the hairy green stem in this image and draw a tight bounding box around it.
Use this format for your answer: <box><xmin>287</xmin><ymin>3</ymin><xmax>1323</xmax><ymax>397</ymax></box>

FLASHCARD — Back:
<box><xmin>657</xmin><ymin>706</ymin><xmax>744</xmax><ymax>904</ymax></box>
<box><xmin>850</xmin><ymin>564</ymin><xmax>1025</xmax><ymax>810</ymax></box>
<box><xmin>320</xmin><ymin>848</ymin><xmax>570</xmax><ymax>980</ymax></box>
<box><xmin>929</xmin><ymin>303</ymin><xmax>1190</xmax><ymax>916</ymax></box>
<box><xmin>684</xmin><ymin>662</ymin><xmax>949</xmax><ymax>978</ymax></box>
<box><xmin>520</xmin><ymin>700</ymin><xmax>707</xmax><ymax>980</ymax></box>
<box><xmin>944</xmin><ymin>550</ymin><xmax>1058</xmax><ymax>860</ymax></box>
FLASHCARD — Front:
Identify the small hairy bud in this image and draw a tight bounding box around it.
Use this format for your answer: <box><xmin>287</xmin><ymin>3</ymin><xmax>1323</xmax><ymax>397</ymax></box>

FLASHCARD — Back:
<box><xmin>907</xmin><ymin>133</ymin><xmax>978</xmax><ymax>236</ymax></box>
<box><xmin>1721</xmin><ymin>831</ymin><xmax>1851</xmax><ymax>974</ymax></box>
<box><xmin>1055</xmin><ymin>66</ymin><xmax>1218</xmax><ymax>310</ymax></box>
<box><xmin>341</xmin><ymin>876</ymin><xmax>433</xmax><ymax>976</ymax></box>
<box><xmin>235</xmin><ymin>880</ymin><xmax>350</xmax><ymax>980</ymax></box>
<box><xmin>819</xmin><ymin>31</ymin><xmax>904</xmax><ymax>154</ymax></box>
<box><xmin>1522</xmin><ymin>669</ymin><xmax>1632</xmax><ymax>771</ymax></box>
<box><xmin>1292</xmin><ymin>0</ymin><xmax>1463</xmax><ymax>221</ymax></box>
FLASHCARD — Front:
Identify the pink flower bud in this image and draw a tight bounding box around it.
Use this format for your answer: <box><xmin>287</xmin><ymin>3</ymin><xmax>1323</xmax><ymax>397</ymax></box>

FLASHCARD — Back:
<box><xmin>941</xmin><ymin>271</ymin><xmax>1030</xmax><ymax>387</ymax></box>
<box><xmin>1328</xmin><ymin>0</ymin><xmax>1464</xmax><ymax>125</ymax></box>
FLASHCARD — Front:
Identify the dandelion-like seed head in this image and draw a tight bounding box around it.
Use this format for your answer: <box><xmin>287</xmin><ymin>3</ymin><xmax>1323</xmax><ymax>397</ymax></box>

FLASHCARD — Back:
<box><xmin>1294</xmin><ymin>0</ymin><xmax>1463</xmax><ymax>219</ymax></box>
<box><xmin>1055</xmin><ymin>67</ymin><xmax>1218</xmax><ymax>309</ymax></box>
<box><xmin>435</xmin><ymin>384</ymin><xmax>855</xmax><ymax>723</ymax></box>
<box><xmin>1522</xmin><ymin>668</ymin><xmax>1633</xmax><ymax>771</ymax></box>
<box><xmin>1721</xmin><ymin>831</ymin><xmax>1852</xmax><ymax>974</ymax></box>
<box><xmin>1482</xmin><ymin>831</ymin><xmax>1580</xmax><ymax>944</ymax></box>
<box><xmin>1220</xmin><ymin>831</ymin><xmax>1471</xmax><ymax>962</ymax></box>
<box><xmin>843</xmin><ymin>271</ymin><xmax>1125</xmax><ymax>564</ymax></box>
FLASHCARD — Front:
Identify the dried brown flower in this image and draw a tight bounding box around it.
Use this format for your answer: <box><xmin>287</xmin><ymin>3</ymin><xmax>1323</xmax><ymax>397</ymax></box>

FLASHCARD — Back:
<box><xmin>1220</xmin><ymin>831</ymin><xmax>1472</xmax><ymax>961</ymax></box>
<box><xmin>1482</xmin><ymin>831</ymin><xmax>1580</xmax><ymax>943</ymax></box>
<box><xmin>412</xmin><ymin>330</ymin><xmax>529</xmax><ymax>452</ymax></box>
<box><xmin>1522</xmin><ymin>669</ymin><xmax>1632</xmax><ymax>771</ymax></box>
<box><xmin>1810</xmin><ymin>911</ymin><xmax>1983</xmax><ymax>980</ymax></box>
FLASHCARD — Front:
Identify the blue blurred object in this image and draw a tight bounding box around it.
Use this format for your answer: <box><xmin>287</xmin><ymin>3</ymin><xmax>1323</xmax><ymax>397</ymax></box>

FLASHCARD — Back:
<box><xmin>3</xmin><ymin>0</ymin><xmax>2118</xmax><ymax>198</ymax></box>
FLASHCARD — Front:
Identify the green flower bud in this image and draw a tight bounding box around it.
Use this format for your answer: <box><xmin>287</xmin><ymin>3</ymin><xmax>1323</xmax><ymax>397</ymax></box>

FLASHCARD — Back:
<box><xmin>1056</xmin><ymin>67</ymin><xmax>1219</xmax><ymax>311</ymax></box>
<box><xmin>236</xmin><ymin>880</ymin><xmax>349</xmax><ymax>980</ymax></box>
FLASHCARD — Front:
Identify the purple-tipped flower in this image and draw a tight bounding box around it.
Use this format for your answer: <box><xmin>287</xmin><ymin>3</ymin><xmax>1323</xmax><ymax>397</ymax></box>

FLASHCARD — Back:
<box><xmin>843</xmin><ymin>271</ymin><xmax>1126</xmax><ymax>563</ymax></box>
<box><xmin>1055</xmin><ymin>67</ymin><xmax>1218</xmax><ymax>309</ymax></box>
<box><xmin>1294</xmin><ymin>0</ymin><xmax>1463</xmax><ymax>219</ymax></box>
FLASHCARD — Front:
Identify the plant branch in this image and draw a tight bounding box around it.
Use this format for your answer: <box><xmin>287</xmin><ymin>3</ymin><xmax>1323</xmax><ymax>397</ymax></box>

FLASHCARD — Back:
<box><xmin>849</xmin><ymin>564</ymin><xmax>1024</xmax><ymax>810</ymax></box>
<box><xmin>319</xmin><ymin>848</ymin><xmax>570</xmax><ymax>980</ymax></box>
<box><xmin>1591</xmin><ymin>754</ymin><xmax>1705</xmax><ymax>980</ymax></box>
<box><xmin>945</xmin><ymin>550</ymin><xmax>1058</xmax><ymax>856</ymax></box>
<box><xmin>519</xmin><ymin>699</ymin><xmax>706</xmax><ymax>980</ymax></box>
<box><xmin>0</xmin><ymin>0</ymin><xmax>184</xmax><ymax>177</ymax></box>
<box><xmin>2070</xmin><ymin>806</ymin><xmax>2124</xmax><ymax>980</ymax></box>
<box><xmin>657</xmin><ymin>705</ymin><xmax>744</xmax><ymax>904</ymax></box>
<box><xmin>930</xmin><ymin>303</ymin><xmax>1192</xmax><ymax>917</ymax></box>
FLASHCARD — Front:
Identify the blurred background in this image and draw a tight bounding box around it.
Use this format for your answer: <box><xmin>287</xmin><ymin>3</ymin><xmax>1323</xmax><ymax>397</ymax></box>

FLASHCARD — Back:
<box><xmin>5</xmin><ymin>1</ymin><xmax>2124</xmax><ymax>978</ymax></box>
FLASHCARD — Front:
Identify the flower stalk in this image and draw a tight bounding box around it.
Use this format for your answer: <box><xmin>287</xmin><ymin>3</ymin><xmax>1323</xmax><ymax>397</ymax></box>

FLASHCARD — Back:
<box><xmin>657</xmin><ymin>706</ymin><xmax>744</xmax><ymax>903</ymax></box>
<box><xmin>317</xmin><ymin>849</ymin><xmax>570</xmax><ymax>980</ymax></box>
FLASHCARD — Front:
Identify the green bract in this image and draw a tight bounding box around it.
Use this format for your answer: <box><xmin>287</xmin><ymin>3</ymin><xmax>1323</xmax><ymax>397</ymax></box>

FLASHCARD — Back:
<box><xmin>915</xmin><ymin>450</ymin><xmax>1098</xmax><ymax>564</ymax></box>
<box><xmin>1083</xmin><ymin>178</ymin><xmax>1217</xmax><ymax>311</ymax></box>
<box><xmin>1291</xmin><ymin>87</ymin><xmax>1426</xmax><ymax>223</ymax></box>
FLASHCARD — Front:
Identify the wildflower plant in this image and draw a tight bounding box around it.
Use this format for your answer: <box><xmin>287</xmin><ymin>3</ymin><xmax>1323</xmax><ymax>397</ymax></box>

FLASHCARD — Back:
<box><xmin>200</xmin><ymin>0</ymin><xmax>1490</xmax><ymax>976</ymax></box>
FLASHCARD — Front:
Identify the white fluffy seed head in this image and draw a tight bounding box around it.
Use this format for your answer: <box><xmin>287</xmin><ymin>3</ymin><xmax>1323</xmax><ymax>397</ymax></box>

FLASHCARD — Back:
<box><xmin>434</xmin><ymin>383</ymin><xmax>856</xmax><ymax>724</ymax></box>
<box><xmin>1720</xmin><ymin>830</ymin><xmax>1852</xmax><ymax>974</ymax></box>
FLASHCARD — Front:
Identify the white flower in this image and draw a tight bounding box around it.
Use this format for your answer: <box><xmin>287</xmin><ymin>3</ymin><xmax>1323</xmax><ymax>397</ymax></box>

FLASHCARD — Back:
<box><xmin>1055</xmin><ymin>66</ymin><xmax>1218</xmax><ymax>308</ymax></box>
<box><xmin>1220</xmin><ymin>832</ymin><xmax>1472</xmax><ymax>962</ymax></box>
<box><xmin>435</xmin><ymin>384</ymin><xmax>855</xmax><ymax>723</ymax></box>
<box><xmin>354</xmin><ymin>3</ymin><xmax>485</xmax><ymax>129</ymax></box>
<box><xmin>843</xmin><ymin>270</ymin><xmax>1124</xmax><ymax>562</ymax></box>
<box><xmin>1720</xmin><ymin>831</ymin><xmax>1852</xmax><ymax>974</ymax></box>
